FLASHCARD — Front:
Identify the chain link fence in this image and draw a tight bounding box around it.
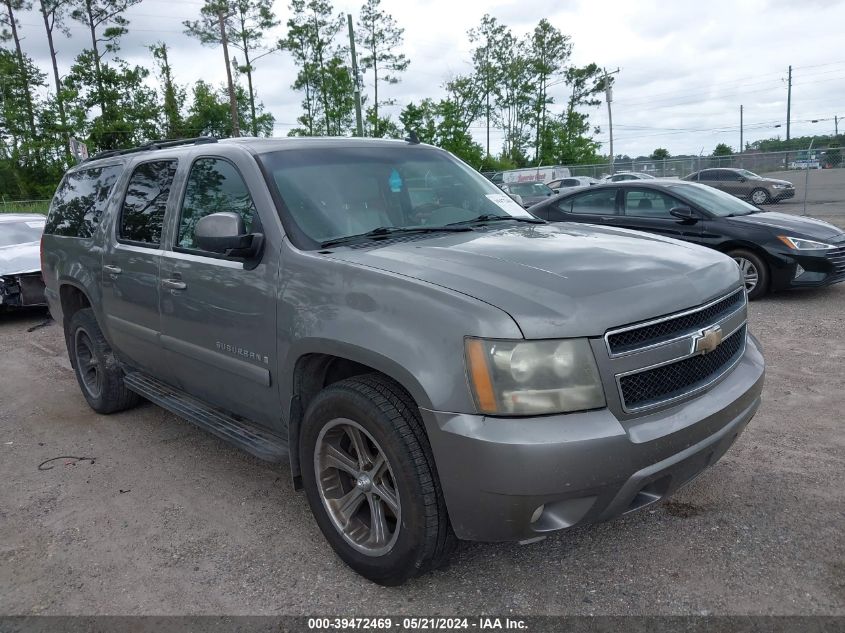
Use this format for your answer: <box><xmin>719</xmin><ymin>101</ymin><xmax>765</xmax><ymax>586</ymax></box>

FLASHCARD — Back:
<box><xmin>564</xmin><ymin>148</ymin><xmax>843</xmax><ymax>180</ymax></box>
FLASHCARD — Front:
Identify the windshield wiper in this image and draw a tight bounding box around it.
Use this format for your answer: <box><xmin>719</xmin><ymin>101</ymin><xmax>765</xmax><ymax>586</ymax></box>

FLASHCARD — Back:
<box><xmin>319</xmin><ymin>225</ymin><xmax>473</xmax><ymax>248</ymax></box>
<box><xmin>447</xmin><ymin>213</ymin><xmax>545</xmax><ymax>226</ymax></box>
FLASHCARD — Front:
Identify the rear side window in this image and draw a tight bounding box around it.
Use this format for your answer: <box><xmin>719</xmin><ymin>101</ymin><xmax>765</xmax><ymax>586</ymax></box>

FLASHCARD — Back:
<box><xmin>568</xmin><ymin>189</ymin><xmax>618</xmax><ymax>215</ymax></box>
<box><xmin>119</xmin><ymin>160</ymin><xmax>177</xmax><ymax>246</ymax></box>
<box><xmin>45</xmin><ymin>165</ymin><xmax>123</xmax><ymax>237</ymax></box>
<box><xmin>177</xmin><ymin>158</ymin><xmax>256</xmax><ymax>250</ymax></box>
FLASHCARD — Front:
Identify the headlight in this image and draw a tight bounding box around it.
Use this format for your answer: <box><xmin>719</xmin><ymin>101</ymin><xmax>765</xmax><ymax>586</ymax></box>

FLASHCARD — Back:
<box><xmin>777</xmin><ymin>235</ymin><xmax>835</xmax><ymax>250</ymax></box>
<box><xmin>465</xmin><ymin>338</ymin><xmax>606</xmax><ymax>415</ymax></box>
<box><xmin>772</xmin><ymin>184</ymin><xmax>791</xmax><ymax>189</ymax></box>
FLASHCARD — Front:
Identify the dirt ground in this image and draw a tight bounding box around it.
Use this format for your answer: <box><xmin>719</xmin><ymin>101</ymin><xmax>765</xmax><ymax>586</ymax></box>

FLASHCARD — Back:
<box><xmin>1</xmin><ymin>212</ymin><xmax>843</xmax><ymax>616</ymax></box>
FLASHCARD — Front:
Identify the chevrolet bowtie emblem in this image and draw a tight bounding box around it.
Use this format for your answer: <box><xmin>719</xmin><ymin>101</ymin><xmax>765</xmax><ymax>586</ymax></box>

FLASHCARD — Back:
<box><xmin>693</xmin><ymin>325</ymin><xmax>723</xmax><ymax>355</ymax></box>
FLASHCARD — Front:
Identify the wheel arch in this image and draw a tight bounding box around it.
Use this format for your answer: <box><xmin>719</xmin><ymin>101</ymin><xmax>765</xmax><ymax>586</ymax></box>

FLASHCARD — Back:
<box><xmin>285</xmin><ymin>344</ymin><xmax>433</xmax><ymax>490</ymax></box>
<box><xmin>714</xmin><ymin>240</ymin><xmax>774</xmax><ymax>265</ymax></box>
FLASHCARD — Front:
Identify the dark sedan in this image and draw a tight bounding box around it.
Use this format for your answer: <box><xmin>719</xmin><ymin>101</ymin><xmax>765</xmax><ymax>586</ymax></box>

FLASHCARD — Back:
<box><xmin>683</xmin><ymin>168</ymin><xmax>795</xmax><ymax>205</ymax></box>
<box><xmin>529</xmin><ymin>180</ymin><xmax>845</xmax><ymax>299</ymax></box>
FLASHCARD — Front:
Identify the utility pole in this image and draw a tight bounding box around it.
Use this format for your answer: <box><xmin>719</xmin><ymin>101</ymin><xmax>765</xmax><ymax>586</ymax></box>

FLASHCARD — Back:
<box><xmin>739</xmin><ymin>105</ymin><xmax>744</xmax><ymax>157</ymax></box>
<box><xmin>786</xmin><ymin>65</ymin><xmax>792</xmax><ymax>141</ymax></box>
<box><xmin>218</xmin><ymin>9</ymin><xmax>239</xmax><ymax>138</ymax></box>
<box><xmin>835</xmin><ymin>115</ymin><xmax>839</xmax><ymax>136</ymax></box>
<box><xmin>347</xmin><ymin>14</ymin><xmax>363</xmax><ymax>137</ymax></box>
<box><xmin>485</xmin><ymin>47</ymin><xmax>490</xmax><ymax>158</ymax></box>
<box><xmin>603</xmin><ymin>68</ymin><xmax>620</xmax><ymax>174</ymax></box>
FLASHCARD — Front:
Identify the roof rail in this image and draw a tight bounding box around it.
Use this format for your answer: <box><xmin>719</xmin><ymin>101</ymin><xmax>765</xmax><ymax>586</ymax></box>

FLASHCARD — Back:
<box><xmin>87</xmin><ymin>136</ymin><xmax>218</xmax><ymax>161</ymax></box>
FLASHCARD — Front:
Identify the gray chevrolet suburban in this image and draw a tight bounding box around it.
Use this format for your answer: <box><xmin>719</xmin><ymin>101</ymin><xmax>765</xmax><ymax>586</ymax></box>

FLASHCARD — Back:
<box><xmin>41</xmin><ymin>137</ymin><xmax>765</xmax><ymax>585</ymax></box>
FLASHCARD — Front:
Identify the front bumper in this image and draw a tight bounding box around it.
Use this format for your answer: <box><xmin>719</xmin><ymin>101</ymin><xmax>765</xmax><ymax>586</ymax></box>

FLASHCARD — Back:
<box><xmin>768</xmin><ymin>247</ymin><xmax>845</xmax><ymax>290</ymax></box>
<box><xmin>771</xmin><ymin>188</ymin><xmax>795</xmax><ymax>201</ymax></box>
<box><xmin>0</xmin><ymin>272</ymin><xmax>46</xmax><ymax>308</ymax></box>
<box><xmin>421</xmin><ymin>334</ymin><xmax>765</xmax><ymax>542</ymax></box>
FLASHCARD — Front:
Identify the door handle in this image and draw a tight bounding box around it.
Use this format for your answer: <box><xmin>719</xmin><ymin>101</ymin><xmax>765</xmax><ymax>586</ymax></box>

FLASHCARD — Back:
<box><xmin>161</xmin><ymin>279</ymin><xmax>187</xmax><ymax>290</ymax></box>
<box><xmin>103</xmin><ymin>264</ymin><xmax>122</xmax><ymax>275</ymax></box>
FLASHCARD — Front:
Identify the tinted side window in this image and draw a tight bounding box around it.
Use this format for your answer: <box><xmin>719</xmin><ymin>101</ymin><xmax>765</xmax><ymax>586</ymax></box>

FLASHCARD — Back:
<box><xmin>701</xmin><ymin>170</ymin><xmax>721</xmax><ymax>182</ymax></box>
<box><xmin>624</xmin><ymin>189</ymin><xmax>681</xmax><ymax>218</ymax></box>
<box><xmin>119</xmin><ymin>160</ymin><xmax>177</xmax><ymax>246</ymax></box>
<box><xmin>178</xmin><ymin>158</ymin><xmax>256</xmax><ymax>250</ymax></box>
<box><xmin>570</xmin><ymin>189</ymin><xmax>618</xmax><ymax>215</ymax></box>
<box><xmin>45</xmin><ymin>165</ymin><xmax>123</xmax><ymax>237</ymax></box>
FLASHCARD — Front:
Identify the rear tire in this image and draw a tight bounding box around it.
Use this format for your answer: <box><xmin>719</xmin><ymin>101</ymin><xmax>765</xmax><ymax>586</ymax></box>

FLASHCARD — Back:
<box><xmin>67</xmin><ymin>308</ymin><xmax>141</xmax><ymax>414</ymax></box>
<box><xmin>750</xmin><ymin>188</ymin><xmax>770</xmax><ymax>205</ymax></box>
<box><xmin>300</xmin><ymin>374</ymin><xmax>456</xmax><ymax>585</ymax></box>
<box><xmin>729</xmin><ymin>249</ymin><xmax>769</xmax><ymax>300</ymax></box>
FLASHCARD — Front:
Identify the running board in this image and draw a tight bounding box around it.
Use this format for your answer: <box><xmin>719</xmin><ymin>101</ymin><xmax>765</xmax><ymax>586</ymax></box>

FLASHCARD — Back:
<box><xmin>124</xmin><ymin>371</ymin><xmax>288</xmax><ymax>463</ymax></box>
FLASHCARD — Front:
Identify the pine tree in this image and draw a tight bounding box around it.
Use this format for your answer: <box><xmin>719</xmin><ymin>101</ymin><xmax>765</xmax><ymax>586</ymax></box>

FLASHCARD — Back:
<box><xmin>356</xmin><ymin>0</ymin><xmax>408</xmax><ymax>137</ymax></box>
<box><xmin>185</xmin><ymin>0</ymin><xmax>278</xmax><ymax>137</ymax></box>
<box><xmin>149</xmin><ymin>42</ymin><xmax>186</xmax><ymax>139</ymax></box>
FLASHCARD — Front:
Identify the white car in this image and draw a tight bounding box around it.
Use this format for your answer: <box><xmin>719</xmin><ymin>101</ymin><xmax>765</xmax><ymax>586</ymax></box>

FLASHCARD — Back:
<box><xmin>1</xmin><ymin>213</ymin><xmax>47</xmax><ymax>309</ymax></box>
<box><xmin>602</xmin><ymin>172</ymin><xmax>656</xmax><ymax>182</ymax></box>
<box><xmin>547</xmin><ymin>176</ymin><xmax>598</xmax><ymax>192</ymax></box>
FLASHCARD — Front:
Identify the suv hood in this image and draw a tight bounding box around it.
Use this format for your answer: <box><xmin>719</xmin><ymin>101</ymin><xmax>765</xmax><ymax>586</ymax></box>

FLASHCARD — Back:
<box><xmin>0</xmin><ymin>241</ymin><xmax>41</xmax><ymax>276</ymax></box>
<box><xmin>728</xmin><ymin>211</ymin><xmax>844</xmax><ymax>241</ymax></box>
<box><xmin>328</xmin><ymin>224</ymin><xmax>740</xmax><ymax>339</ymax></box>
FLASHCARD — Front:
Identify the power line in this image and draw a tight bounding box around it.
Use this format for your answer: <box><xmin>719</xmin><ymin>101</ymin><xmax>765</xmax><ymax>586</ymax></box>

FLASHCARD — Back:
<box><xmin>611</xmin><ymin>61</ymin><xmax>845</xmax><ymax>106</ymax></box>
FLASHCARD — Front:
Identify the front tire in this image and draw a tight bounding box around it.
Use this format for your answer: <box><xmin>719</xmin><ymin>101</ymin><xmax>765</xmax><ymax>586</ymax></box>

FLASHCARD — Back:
<box><xmin>729</xmin><ymin>249</ymin><xmax>769</xmax><ymax>300</ymax></box>
<box><xmin>750</xmin><ymin>188</ymin><xmax>770</xmax><ymax>205</ymax></box>
<box><xmin>67</xmin><ymin>308</ymin><xmax>140</xmax><ymax>414</ymax></box>
<box><xmin>300</xmin><ymin>374</ymin><xmax>455</xmax><ymax>585</ymax></box>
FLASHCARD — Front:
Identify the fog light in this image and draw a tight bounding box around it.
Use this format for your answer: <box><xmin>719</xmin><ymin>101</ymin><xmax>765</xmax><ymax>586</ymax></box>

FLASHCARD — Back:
<box><xmin>794</xmin><ymin>264</ymin><xmax>805</xmax><ymax>278</ymax></box>
<box><xmin>530</xmin><ymin>504</ymin><xmax>545</xmax><ymax>523</ymax></box>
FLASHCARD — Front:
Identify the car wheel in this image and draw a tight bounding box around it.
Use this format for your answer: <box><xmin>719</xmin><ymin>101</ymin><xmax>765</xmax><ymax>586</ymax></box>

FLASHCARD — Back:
<box><xmin>729</xmin><ymin>249</ymin><xmax>769</xmax><ymax>300</ymax></box>
<box><xmin>67</xmin><ymin>308</ymin><xmax>141</xmax><ymax>414</ymax></box>
<box><xmin>300</xmin><ymin>374</ymin><xmax>456</xmax><ymax>585</ymax></box>
<box><xmin>750</xmin><ymin>188</ymin><xmax>770</xmax><ymax>205</ymax></box>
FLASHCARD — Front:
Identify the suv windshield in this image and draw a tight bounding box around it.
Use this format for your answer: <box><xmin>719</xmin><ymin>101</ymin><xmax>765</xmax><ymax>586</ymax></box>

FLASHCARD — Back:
<box><xmin>668</xmin><ymin>182</ymin><xmax>759</xmax><ymax>216</ymax></box>
<box><xmin>0</xmin><ymin>219</ymin><xmax>45</xmax><ymax>247</ymax></box>
<box><xmin>259</xmin><ymin>146</ymin><xmax>533</xmax><ymax>247</ymax></box>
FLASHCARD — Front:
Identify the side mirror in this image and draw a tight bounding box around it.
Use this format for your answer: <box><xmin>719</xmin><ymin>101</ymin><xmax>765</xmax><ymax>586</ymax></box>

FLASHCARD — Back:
<box><xmin>195</xmin><ymin>212</ymin><xmax>264</xmax><ymax>264</ymax></box>
<box><xmin>669</xmin><ymin>206</ymin><xmax>698</xmax><ymax>223</ymax></box>
<box><xmin>552</xmin><ymin>188</ymin><xmax>560</xmax><ymax>194</ymax></box>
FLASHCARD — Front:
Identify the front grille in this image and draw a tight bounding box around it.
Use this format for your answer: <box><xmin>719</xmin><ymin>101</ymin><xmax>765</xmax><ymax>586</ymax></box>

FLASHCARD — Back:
<box><xmin>619</xmin><ymin>325</ymin><xmax>746</xmax><ymax>411</ymax></box>
<box><xmin>606</xmin><ymin>289</ymin><xmax>745</xmax><ymax>356</ymax></box>
<box><xmin>827</xmin><ymin>246</ymin><xmax>845</xmax><ymax>276</ymax></box>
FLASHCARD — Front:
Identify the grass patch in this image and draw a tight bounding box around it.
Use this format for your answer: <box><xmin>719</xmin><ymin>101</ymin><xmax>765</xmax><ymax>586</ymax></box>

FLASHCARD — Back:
<box><xmin>0</xmin><ymin>200</ymin><xmax>50</xmax><ymax>215</ymax></box>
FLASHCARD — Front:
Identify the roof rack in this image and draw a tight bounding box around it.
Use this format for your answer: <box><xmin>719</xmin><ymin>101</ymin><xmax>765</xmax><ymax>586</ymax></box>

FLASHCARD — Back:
<box><xmin>87</xmin><ymin>136</ymin><xmax>218</xmax><ymax>161</ymax></box>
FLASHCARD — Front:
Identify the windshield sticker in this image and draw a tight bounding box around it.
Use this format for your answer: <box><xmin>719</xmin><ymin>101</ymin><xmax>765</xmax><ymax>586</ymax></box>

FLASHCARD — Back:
<box><xmin>388</xmin><ymin>169</ymin><xmax>403</xmax><ymax>192</ymax></box>
<box><xmin>485</xmin><ymin>193</ymin><xmax>533</xmax><ymax>217</ymax></box>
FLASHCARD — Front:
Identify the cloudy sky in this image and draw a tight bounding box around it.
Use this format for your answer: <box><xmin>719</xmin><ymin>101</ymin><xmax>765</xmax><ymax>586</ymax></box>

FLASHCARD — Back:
<box><xmin>12</xmin><ymin>0</ymin><xmax>845</xmax><ymax>159</ymax></box>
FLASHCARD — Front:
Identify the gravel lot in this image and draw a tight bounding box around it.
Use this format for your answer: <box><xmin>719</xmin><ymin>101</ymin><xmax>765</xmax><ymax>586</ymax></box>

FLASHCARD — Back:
<box><xmin>1</xmin><ymin>206</ymin><xmax>843</xmax><ymax>617</ymax></box>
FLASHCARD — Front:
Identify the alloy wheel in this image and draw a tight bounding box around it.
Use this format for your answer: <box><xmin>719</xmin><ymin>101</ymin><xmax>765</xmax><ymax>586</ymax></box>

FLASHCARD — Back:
<box><xmin>74</xmin><ymin>329</ymin><xmax>102</xmax><ymax>399</ymax></box>
<box><xmin>314</xmin><ymin>418</ymin><xmax>401</xmax><ymax>557</ymax></box>
<box><xmin>733</xmin><ymin>256</ymin><xmax>759</xmax><ymax>293</ymax></box>
<box><xmin>751</xmin><ymin>189</ymin><xmax>768</xmax><ymax>205</ymax></box>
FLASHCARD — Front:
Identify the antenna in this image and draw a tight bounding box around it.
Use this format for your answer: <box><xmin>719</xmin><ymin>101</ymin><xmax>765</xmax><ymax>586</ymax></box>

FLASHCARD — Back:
<box><xmin>404</xmin><ymin>130</ymin><xmax>420</xmax><ymax>145</ymax></box>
